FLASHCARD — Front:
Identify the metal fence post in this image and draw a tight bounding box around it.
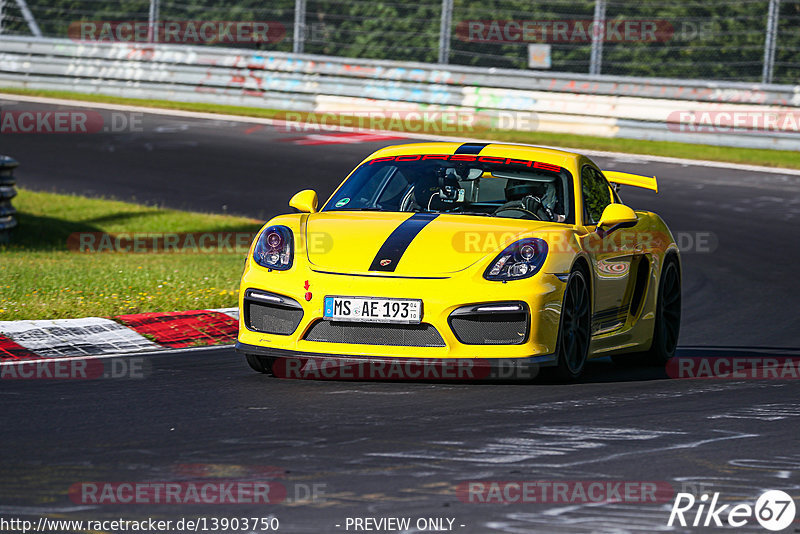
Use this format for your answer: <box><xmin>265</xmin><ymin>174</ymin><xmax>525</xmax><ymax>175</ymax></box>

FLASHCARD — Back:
<box><xmin>762</xmin><ymin>0</ymin><xmax>780</xmax><ymax>84</ymax></box>
<box><xmin>438</xmin><ymin>0</ymin><xmax>453</xmax><ymax>64</ymax></box>
<box><xmin>14</xmin><ymin>0</ymin><xmax>41</xmax><ymax>37</ymax></box>
<box><xmin>0</xmin><ymin>156</ymin><xmax>19</xmax><ymax>244</ymax></box>
<box><xmin>589</xmin><ymin>0</ymin><xmax>606</xmax><ymax>75</ymax></box>
<box><xmin>293</xmin><ymin>0</ymin><xmax>306</xmax><ymax>54</ymax></box>
<box><xmin>148</xmin><ymin>0</ymin><xmax>160</xmax><ymax>43</ymax></box>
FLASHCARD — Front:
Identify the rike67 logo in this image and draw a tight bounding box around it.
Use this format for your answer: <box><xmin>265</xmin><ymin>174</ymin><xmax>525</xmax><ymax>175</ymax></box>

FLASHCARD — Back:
<box><xmin>668</xmin><ymin>490</ymin><xmax>795</xmax><ymax>531</ymax></box>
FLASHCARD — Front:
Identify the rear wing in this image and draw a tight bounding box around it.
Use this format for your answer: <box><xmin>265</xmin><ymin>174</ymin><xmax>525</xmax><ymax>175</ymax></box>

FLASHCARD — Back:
<box><xmin>602</xmin><ymin>171</ymin><xmax>658</xmax><ymax>193</ymax></box>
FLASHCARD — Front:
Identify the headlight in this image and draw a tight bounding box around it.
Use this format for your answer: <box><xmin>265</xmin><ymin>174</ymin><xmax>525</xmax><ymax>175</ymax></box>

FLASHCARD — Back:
<box><xmin>484</xmin><ymin>238</ymin><xmax>548</xmax><ymax>281</ymax></box>
<box><xmin>253</xmin><ymin>225</ymin><xmax>293</xmax><ymax>270</ymax></box>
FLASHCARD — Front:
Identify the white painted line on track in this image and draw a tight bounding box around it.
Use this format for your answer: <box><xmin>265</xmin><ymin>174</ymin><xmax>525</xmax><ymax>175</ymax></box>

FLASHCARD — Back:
<box><xmin>3</xmin><ymin>92</ymin><xmax>800</xmax><ymax>176</ymax></box>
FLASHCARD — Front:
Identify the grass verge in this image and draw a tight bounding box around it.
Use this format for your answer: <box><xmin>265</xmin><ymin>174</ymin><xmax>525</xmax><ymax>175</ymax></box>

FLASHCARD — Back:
<box><xmin>0</xmin><ymin>188</ymin><xmax>262</xmax><ymax>321</ymax></box>
<box><xmin>3</xmin><ymin>88</ymin><xmax>800</xmax><ymax>170</ymax></box>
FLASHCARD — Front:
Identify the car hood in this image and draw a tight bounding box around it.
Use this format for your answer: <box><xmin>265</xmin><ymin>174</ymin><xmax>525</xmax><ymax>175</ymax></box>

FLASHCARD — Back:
<box><xmin>304</xmin><ymin>211</ymin><xmax>559</xmax><ymax>276</ymax></box>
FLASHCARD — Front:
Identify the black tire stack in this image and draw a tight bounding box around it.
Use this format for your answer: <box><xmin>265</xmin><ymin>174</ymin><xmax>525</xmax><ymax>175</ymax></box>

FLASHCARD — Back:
<box><xmin>0</xmin><ymin>155</ymin><xmax>19</xmax><ymax>244</ymax></box>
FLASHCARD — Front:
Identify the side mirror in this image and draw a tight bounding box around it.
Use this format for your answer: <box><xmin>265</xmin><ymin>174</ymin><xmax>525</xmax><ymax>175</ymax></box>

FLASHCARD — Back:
<box><xmin>597</xmin><ymin>204</ymin><xmax>637</xmax><ymax>228</ymax></box>
<box><xmin>289</xmin><ymin>189</ymin><xmax>318</xmax><ymax>213</ymax></box>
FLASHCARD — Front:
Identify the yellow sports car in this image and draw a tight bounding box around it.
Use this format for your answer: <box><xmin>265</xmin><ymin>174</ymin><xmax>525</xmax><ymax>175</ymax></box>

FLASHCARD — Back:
<box><xmin>236</xmin><ymin>142</ymin><xmax>681</xmax><ymax>380</ymax></box>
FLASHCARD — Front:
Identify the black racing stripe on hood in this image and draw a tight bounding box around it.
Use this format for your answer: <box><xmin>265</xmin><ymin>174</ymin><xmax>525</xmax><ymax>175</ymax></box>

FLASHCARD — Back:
<box><xmin>369</xmin><ymin>213</ymin><xmax>439</xmax><ymax>272</ymax></box>
<box><xmin>454</xmin><ymin>143</ymin><xmax>489</xmax><ymax>154</ymax></box>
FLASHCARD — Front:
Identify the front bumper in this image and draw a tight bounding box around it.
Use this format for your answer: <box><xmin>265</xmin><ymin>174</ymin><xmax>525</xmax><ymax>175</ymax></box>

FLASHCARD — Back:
<box><xmin>236</xmin><ymin>341</ymin><xmax>557</xmax><ymax>380</ymax></box>
<box><xmin>237</xmin><ymin>264</ymin><xmax>567</xmax><ymax>360</ymax></box>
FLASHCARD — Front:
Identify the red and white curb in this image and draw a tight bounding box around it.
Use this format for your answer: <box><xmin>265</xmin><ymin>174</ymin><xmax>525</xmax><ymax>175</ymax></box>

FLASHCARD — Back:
<box><xmin>0</xmin><ymin>308</ymin><xmax>239</xmax><ymax>362</ymax></box>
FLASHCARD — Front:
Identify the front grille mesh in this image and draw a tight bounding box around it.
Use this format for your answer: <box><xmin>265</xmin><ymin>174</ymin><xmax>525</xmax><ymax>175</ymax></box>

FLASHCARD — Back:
<box><xmin>246</xmin><ymin>301</ymin><xmax>303</xmax><ymax>335</ymax></box>
<box><xmin>450</xmin><ymin>313</ymin><xmax>528</xmax><ymax>345</ymax></box>
<box><xmin>305</xmin><ymin>321</ymin><xmax>445</xmax><ymax>347</ymax></box>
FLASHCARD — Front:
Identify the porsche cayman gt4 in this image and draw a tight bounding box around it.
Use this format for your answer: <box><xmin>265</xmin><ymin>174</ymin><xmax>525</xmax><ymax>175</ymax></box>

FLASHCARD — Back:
<box><xmin>236</xmin><ymin>142</ymin><xmax>681</xmax><ymax>380</ymax></box>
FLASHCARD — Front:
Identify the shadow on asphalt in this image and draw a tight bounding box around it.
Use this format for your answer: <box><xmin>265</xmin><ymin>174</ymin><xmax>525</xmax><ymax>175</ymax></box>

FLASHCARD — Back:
<box><xmin>569</xmin><ymin>345</ymin><xmax>800</xmax><ymax>385</ymax></box>
<box><xmin>241</xmin><ymin>345</ymin><xmax>800</xmax><ymax>386</ymax></box>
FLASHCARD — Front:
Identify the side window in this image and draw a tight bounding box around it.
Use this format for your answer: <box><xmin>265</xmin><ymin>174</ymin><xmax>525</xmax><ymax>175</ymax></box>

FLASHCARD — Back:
<box><xmin>581</xmin><ymin>166</ymin><xmax>613</xmax><ymax>225</ymax></box>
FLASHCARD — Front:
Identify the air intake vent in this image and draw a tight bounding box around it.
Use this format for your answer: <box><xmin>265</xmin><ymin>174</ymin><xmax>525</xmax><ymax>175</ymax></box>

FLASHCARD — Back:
<box><xmin>244</xmin><ymin>290</ymin><xmax>303</xmax><ymax>335</ymax></box>
<box><xmin>305</xmin><ymin>321</ymin><xmax>445</xmax><ymax>347</ymax></box>
<box><xmin>449</xmin><ymin>302</ymin><xmax>528</xmax><ymax>345</ymax></box>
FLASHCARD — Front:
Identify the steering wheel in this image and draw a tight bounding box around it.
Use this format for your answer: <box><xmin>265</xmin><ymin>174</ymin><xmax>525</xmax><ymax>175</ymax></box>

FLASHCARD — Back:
<box><xmin>493</xmin><ymin>195</ymin><xmax>548</xmax><ymax>220</ymax></box>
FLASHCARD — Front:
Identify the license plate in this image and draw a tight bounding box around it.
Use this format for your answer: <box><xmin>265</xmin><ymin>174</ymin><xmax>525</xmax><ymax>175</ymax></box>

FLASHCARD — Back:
<box><xmin>323</xmin><ymin>296</ymin><xmax>422</xmax><ymax>324</ymax></box>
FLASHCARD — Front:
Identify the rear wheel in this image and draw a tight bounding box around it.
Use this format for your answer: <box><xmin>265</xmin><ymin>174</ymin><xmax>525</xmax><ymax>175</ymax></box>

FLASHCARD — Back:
<box><xmin>612</xmin><ymin>257</ymin><xmax>681</xmax><ymax>366</ymax></box>
<box><xmin>646</xmin><ymin>258</ymin><xmax>681</xmax><ymax>364</ymax></box>
<box><xmin>246</xmin><ymin>354</ymin><xmax>275</xmax><ymax>375</ymax></box>
<box><xmin>554</xmin><ymin>269</ymin><xmax>591</xmax><ymax>380</ymax></box>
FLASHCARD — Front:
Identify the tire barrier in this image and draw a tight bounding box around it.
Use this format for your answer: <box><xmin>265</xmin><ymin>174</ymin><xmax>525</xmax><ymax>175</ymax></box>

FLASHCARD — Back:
<box><xmin>0</xmin><ymin>155</ymin><xmax>19</xmax><ymax>244</ymax></box>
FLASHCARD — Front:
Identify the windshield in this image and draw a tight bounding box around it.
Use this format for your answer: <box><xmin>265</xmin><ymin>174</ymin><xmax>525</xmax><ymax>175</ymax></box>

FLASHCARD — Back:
<box><xmin>322</xmin><ymin>156</ymin><xmax>574</xmax><ymax>223</ymax></box>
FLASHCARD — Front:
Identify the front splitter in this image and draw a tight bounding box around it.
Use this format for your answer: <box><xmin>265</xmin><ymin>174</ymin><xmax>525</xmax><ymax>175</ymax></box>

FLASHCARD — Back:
<box><xmin>236</xmin><ymin>341</ymin><xmax>556</xmax><ymax>381</ymax></box>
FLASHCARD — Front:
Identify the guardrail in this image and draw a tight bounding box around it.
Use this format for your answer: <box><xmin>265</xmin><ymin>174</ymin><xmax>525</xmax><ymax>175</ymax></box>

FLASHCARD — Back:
<box><xmin>1</xmin><ymin>36</ymin><xmax>799</xmax><ymax>150</ymax></box>
<box><xmin>0</xmin><ymin>155</ymin><xmax>19</xmax><ymax>244</ymax></box>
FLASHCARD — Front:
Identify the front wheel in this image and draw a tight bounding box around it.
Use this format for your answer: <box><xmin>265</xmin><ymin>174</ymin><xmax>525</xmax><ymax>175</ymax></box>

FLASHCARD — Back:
<box><xmin>554</xmin><ymin>269</ymin><xmax>591</xmax><ymax>380</ymax></box>
<box><xmin>245</xmin><ymin>354</ymin><xmax>275</xmax><ymax>375</ymax></box>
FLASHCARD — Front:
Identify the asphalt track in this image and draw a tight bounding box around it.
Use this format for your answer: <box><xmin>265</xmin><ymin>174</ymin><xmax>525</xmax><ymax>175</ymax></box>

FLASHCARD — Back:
<box><xmin>1</xmin><ymin>96</ymin><xmax>799</xmax><ymax>533</ymax></box>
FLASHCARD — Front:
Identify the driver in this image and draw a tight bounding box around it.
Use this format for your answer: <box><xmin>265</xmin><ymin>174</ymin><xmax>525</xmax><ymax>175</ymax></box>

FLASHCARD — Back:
<box><xmin>500</xmin><ymin>179</ymin><xmax>565</xmax><ymax>222</ymax></box>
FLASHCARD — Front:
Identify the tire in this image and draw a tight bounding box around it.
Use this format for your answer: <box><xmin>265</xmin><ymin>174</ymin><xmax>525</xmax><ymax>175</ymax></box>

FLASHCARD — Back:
<box><xmin>645</xmin><ymin>258</ymin><xmax>681</xmax><ymax>364</ymax></box>
<box><xmin>245</xmin><ymin>354</ymin><xmax>275</xmax><ymax>375</ymax></box>
<box><xmin>554</xmin><ymin>269</ymin><xmax>591</xmax><ymax>380</ymax></box>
